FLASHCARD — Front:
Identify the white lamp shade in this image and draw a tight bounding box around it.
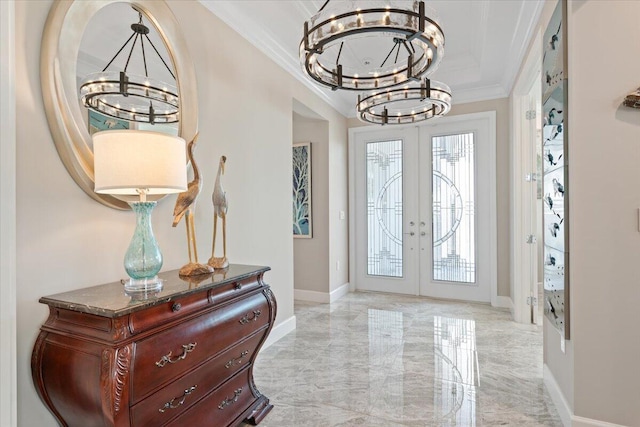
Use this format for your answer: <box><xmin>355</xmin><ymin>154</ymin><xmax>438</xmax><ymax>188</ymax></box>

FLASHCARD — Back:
<box><xmin>93</xmin><ymin>130</ymin><xmax>187</xmax><ymax>195</ymax></box>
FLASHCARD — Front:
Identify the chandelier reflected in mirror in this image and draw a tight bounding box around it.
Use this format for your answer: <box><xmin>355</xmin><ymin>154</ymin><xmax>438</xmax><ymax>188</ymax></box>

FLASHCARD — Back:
<box><xmin>79</xmin><ymin>9</ymin><xmax>179</xmax><ymax>125</ymax></box>
<box><xmin>357</xmin><ymin>78</ymin><xmax>451</xmax><ymax>125</ymax></box>
<box><xmin>300</xmin><ymin>0</ymin><xmax>444</xmax><ymax>92</ymax></box>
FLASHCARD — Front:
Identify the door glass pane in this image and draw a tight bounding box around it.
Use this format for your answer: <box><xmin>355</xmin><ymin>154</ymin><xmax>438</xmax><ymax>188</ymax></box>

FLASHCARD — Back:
<box><xmin>432</xmin><ymin>133</ymin><xmax>475</xmax><ymax>283</ymax></box>
<box><xmin>366</xmin><ymin>140</ymin><xmax>403</xmax><ymax>277</ymax></box>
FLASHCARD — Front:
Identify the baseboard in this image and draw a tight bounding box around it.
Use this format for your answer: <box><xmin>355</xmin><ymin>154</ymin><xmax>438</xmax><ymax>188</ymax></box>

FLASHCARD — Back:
<box><xmin>261</xmin><ymin>315</ymin><xmax>296</xmax><ymax>350</ymax></box>
<box><xmin>493</xmin><ymin>295</ymin><xmax>513</xmax><ymax>311</ymax></box>
<box><xmin>329</xmin><ymin>282</ymin><xmax>350</xmax><ymax>303</ymax></box>
<box><xmin>294</xmin><ymin>289</ymin><xmax>329</xmax><ymax>303</ymax></box>
<box><xmin>572</xmin><ymin>416</ymin><xmax>628</xmax><ymax>427</ymax></box>
<box><xmin>544</xmin><ymin>364</ymin><xmax>629</xmax><ymax>427</ymax></box>
<box><xmin>544</xmin><ymin>364</ymin><xmax>572</xmax><ymax>427</ymax></box>
<box><xmin>294</xmin><ymin>282</ymin><xmax>350</xmax><ymax>304</ymax></box>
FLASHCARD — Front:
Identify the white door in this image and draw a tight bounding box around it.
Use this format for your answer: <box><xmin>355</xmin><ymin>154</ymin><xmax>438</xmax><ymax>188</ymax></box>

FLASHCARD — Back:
<box><xmin>350</xmin><ymin>112</ymin><xmax>496</xmax><ymax>303</ymax></box>
<box><xmin>351</xmin><ymin>126</ymin><xmax>420</xmax><ymax>295</ymax></box>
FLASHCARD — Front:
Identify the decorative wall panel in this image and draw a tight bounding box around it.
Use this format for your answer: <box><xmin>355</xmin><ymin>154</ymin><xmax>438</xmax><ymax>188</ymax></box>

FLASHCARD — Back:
<box><xmin>542</xmin><ymin>0</ymin><xmax>569</xmax><ymax>338</ymax></box>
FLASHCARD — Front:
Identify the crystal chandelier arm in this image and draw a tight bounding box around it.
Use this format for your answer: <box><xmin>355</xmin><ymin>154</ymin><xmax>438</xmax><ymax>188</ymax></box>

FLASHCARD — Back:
<box><xmin>101</xmin><ymin>32</ymin><xmax>137</xmax><ymax>72</ymax></box>
<box><xmin>318</xmin><ymin>0</ymin><xmax>330</xmax><ymax>13</ymax></box>
<box><xmin>140</xmin><ymin>33</ymin><xmax>149</xmax><ymax>78</ymax></box>
<box><xmin>123</xmin><ymin>33</ymin><xmax>141</xmax><ymax>73</ymax></box>
<box><xmin>336</xmin><ymin>41</ymin><xmax>343</xmax><ymax>66</ymax></box>
<box><xmin>143</xmin><ymin>33</ymin><xmax>176</xmax><ymax>80</ymax></box>
<box><xmin>402</xmin><ymin>40</ymin><xmax>413</xmax><ymax>55</ymax></box>
<box><xmin>380</xmin><ymin>40</ymin><xmax>400</xmax><ymax>68</ymax></box>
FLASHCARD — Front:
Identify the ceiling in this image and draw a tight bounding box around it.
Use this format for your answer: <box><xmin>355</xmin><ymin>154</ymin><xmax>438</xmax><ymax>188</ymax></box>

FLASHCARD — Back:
<box><xmin>199</xmin><ymin>0</ymin><xmax>544</xmax><ymax>118</ymax></box>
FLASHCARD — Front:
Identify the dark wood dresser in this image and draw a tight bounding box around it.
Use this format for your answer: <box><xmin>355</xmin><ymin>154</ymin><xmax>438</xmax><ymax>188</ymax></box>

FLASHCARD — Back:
<box><xmin>32</xmin><ymin>264</ymin><xmax>276</xmax><ymax>427</ymax></box>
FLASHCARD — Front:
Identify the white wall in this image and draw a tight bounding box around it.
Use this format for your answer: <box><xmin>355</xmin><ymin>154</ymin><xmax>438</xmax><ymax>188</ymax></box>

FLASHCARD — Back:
<box><xmin>293</xmin><ymin>113</ymin><xmax>330</xmax><ymax>293</ymax></box>
<box><xmin>568</xmin><ymin>0</ymin><xmax>640</xmax><ymax>424</ymax></box>
<box><xmin>1</xmin><ymin>1</ymin><xmax>17</xmax><ymax>427</ymax></box>
<box><xmin>15</xmin><ymin>1</ymin><xmax>348</xmax><ymax>425</ymax></box>
<box><xmin>328</xmin><ymin>114</ymin><xmax>350</xmax><ymax>293</ymax></box>
<box><xmin>513</xmin><ymin>1</ymin><xmax>640</xmax><ymax>424</ymax></box>
<box><xmin>508</xmin><ymin>0</ymin><xmax>575</xmax><ymax>416</ymax></box>
<box><xmin>347</xmin><ymin>97</ymin><xmax>511</xmax><ymax>298</ymax></box>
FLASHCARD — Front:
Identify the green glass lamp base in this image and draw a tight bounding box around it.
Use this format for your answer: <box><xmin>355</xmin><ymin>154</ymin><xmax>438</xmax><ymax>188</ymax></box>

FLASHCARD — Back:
<box><xmin>124</xmin><ymin>276</ymin><xmax>164</xmax><ymax>293</ymax></box>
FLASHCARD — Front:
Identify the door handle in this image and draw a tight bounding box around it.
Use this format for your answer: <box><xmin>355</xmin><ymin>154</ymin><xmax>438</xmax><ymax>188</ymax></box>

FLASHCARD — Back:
<box><xmin>420</xmin><ymin>231</ymin><xmax>426</xmax><ymax>236</ymax></box>
<box><xmin>404</xmin><ymin>232</ymin><xmax>415</xmax><ymax>236</ymax></box>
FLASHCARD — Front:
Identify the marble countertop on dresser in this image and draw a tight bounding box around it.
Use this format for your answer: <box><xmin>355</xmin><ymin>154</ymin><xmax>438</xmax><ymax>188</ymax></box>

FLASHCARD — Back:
<box><xmin>38</xmin><ymin>264</ymin><xmax>270</xmax><ymax>318</ymax></box>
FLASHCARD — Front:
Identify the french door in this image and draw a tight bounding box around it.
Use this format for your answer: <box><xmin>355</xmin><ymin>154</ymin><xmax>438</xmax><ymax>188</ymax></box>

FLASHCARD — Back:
<box><xmin>350</xmin><ymin>112</ymin><xmax>496</xmax><ymax>302</ymax></box>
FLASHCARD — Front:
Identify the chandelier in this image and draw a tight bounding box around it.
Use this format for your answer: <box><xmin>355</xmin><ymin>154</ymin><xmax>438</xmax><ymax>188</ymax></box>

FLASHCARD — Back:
<box><xmin>300</xmin><ymin>1</ymin><xmax>445</xmax><ymax>92</ymax></box>
<box><xmin>79</xmin><ymin>10</ymin><xmax>179</xmax><ymax>125</ymax></box>
<box><xmin>357</xmin><ymin>78</ymin><xmax>451</xmax><ymax>125</ymax></box>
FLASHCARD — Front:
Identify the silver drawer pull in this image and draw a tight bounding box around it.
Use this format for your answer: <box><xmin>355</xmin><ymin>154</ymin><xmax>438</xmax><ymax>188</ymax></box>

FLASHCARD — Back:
<box><xmin>225</xmin><ymin>350</ymin><xmax>249</xmax><ymax>369</ymax></box>
<box><xmin>238</xmin><ymin>310</ymin><xmax>261</xmax><ymax>325</ymax></box>
<box><xmin>155</xmin><ymin>343</ymin><xmax>197</xmax><ymax>367</ymax></box>
<box><xmin>159</xmin><ymin>385</ymin><xmax>197</xmax><ymax>413</ymax></box>
<box><xmin>218</xmin><ymin>388</ymin><xmax>243</xmax><ymax>410</ymax></box>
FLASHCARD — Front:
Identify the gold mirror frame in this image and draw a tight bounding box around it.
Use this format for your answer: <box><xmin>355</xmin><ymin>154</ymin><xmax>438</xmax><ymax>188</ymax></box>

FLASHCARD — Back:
<box><xmin>41</xmin><ymin>0</ymin><xmax>198</xmax><ymax>210</ymax></box>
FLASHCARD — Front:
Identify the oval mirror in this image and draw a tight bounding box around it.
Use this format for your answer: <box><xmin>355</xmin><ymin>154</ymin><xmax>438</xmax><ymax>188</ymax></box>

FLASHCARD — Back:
<box><xmin>41</xmin><ymin>0</ymin><xmax>197</xmax><ymax>210</ymax></box>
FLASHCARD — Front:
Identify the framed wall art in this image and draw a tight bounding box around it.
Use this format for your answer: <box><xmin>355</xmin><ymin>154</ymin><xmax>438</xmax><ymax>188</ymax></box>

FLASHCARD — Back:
<box><xmin>542</xmin><ymin>0</ymin><xmax>569</xmax><ymax>339</ymax></box>
<box><xmin>293</xmin><ymin>142</ymin><xmax>312</xmax><ymax>238</ymax></box>
<box><xmin>88</xmin><ymin>109</ymin><xmax>129</xmax><ymax>135</ymax></box>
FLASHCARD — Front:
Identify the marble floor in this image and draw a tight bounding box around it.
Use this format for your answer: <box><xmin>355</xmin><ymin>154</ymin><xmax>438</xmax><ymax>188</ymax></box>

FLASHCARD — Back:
<box><xmin>245</xmin><ymin>292</ymin><xmax>561</xmax><ymax>427</ymax></box>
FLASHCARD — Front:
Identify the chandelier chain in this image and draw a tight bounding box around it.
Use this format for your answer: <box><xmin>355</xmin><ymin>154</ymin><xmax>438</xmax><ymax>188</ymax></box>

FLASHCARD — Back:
<box><xmin>101</xmin><ymin>32</ymin><xmax>136</xmax><ymax>73</ymax></box>
<box><xmin>140</xmin><ymin>32</ymin><xmax>149</xmax><ymax>78</ymax></box>
<box><xmin>318</xmin><ymin>0</ymin><xmax>330</xmax><ymax>13</ymax></box>
<box><xmin>123</xmin><ymin>32</ymin><xmax>140</xmax><ymax>74</ymax></box>
<box><xmin>143</xmin><ymin>33</ymin><xmax>176</xmax><ymax>80</ymax></box>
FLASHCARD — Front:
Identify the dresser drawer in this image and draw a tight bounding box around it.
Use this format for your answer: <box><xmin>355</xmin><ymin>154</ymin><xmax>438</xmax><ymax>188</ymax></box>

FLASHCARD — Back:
<box><xmin>129</xmin><ymin>291</ymin><xmax>211</xmax><ymax>334</ymax></box>
<box><xmin>131</xmin><ymin>330</ymin><xmax>265</xmax><ymax>427</ymax></box>
<box><xmin>210</xmin><ymin>275</ymin><xmax>262</xmax><ymax>305</ymax></box>
<box><xmin>131</xmin><ymin>292</ymin><xmax>270</xmax><ymax>402</ymax></box>
<box><xmin>164</xmin><ymin>367</ymin><xmax>254</xmax><ymax>427</ymax></box>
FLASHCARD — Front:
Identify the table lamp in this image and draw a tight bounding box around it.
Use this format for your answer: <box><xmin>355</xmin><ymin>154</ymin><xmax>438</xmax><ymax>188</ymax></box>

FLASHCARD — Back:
<box><xmin>93</xmin><ymin>130</ymin><xmax>187</xmax><ymax>293</ymax></box>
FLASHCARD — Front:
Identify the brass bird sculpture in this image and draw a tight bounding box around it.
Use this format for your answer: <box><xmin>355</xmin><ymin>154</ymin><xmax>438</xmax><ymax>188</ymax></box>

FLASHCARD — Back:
<box><xmin>172</xmin><ymin>133</ymin><xmax>214</xmax><ymax>276</ymax></box>
<box><xmin>208</xmin><ymin>155</ymin><xmax>229</xmax><ymax>269</ymax></box>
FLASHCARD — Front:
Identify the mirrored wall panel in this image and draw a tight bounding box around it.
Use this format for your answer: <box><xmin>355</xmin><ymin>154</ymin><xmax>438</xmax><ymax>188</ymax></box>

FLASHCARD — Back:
<box><xmin>542</xmin><ymin>0</ymin><xmax>569</xmax><ymax>338</ymax></box>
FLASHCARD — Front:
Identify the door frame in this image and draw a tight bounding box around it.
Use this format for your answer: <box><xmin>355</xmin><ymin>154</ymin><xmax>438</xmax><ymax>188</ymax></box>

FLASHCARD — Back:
<box><xmin>349</xmin><ymin>111</ymin><xmax>497</xmax><ymax>305</ymax></box>
<box><xmin>511</xmin><ymin>29</ymin><xmax>542</xmax><ymax>324</ymax></box>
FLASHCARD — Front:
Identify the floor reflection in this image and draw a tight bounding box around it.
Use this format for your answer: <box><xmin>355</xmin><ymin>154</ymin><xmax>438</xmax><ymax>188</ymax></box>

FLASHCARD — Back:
<box><xmin>434</xmin><ymin>316</ymin><xmax>478</xmax><ymax>425</ymax></box>
<box><xmin>246</xmin><ymin>292</ymin><xmax>562</xmax><ymax>427</ymax></box>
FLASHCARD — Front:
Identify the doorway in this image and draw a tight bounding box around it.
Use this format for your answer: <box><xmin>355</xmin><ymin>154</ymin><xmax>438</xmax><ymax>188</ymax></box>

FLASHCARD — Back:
<box><xmin>349</xmin><ymin>112</ymin><xmax>497</xmax><ymax>303</ymax></box>
<box><xmin>511</xmin><ymin>31</ymin><xmax>543</xmax><ymax>325</ymax></box>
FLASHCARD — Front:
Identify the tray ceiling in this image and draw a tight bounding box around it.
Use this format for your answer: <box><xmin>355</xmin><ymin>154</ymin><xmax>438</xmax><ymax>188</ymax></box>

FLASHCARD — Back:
<box><xmin>200</xmin><ymin>1</ymin><xmax>544</xmax><ymax>117</ymax></box>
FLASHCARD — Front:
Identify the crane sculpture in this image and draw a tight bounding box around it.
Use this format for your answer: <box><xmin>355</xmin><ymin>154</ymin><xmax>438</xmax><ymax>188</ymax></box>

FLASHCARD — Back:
<box><xmin>172</xmin><ymin>133</ymin><xmax>214</xmax><ymax>277</ymax></box>
<box><xmin>208</xmin><ymin>155</ymin><xmax>229</xmax><ymax>269</ymax></box>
